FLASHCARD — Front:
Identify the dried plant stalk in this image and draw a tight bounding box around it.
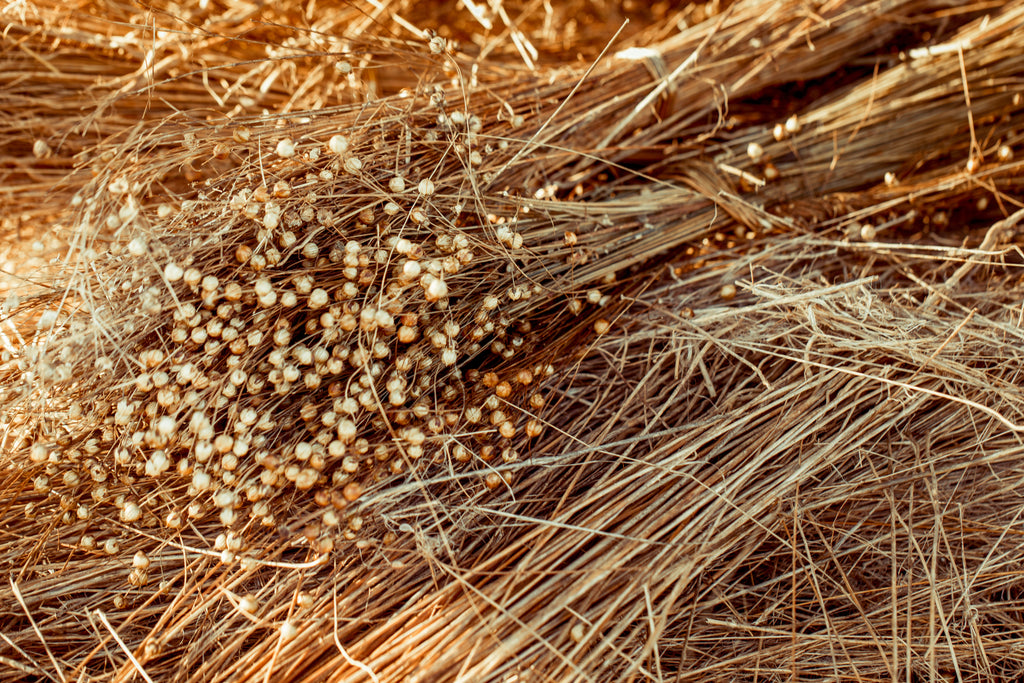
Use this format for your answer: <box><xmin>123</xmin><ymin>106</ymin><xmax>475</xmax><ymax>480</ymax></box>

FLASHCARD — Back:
<box><xmin>3</xmin><ymin>0</ymin><xmax>1024</xmax><ymax>681</ymax></box>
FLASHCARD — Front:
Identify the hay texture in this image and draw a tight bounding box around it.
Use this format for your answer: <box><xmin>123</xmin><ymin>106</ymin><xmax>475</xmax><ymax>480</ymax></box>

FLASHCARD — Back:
<box><xmin>2</xmin><ymin>0</ymin><xmax>1024</xmax><ymax>681</ymax></box>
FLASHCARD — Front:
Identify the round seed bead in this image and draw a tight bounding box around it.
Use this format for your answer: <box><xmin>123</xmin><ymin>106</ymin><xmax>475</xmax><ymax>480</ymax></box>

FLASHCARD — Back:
<box><xmin>238</xmin><ymin>595</ymin><xmax>258</xmax><ymax>613</ymax></box>
<box><xmin>309</xmin><ymin>288</ymin><xmax>330</xmax><ymax>309</ymax></box>
<box><xmin>746</xmin><ymin>142</ymin><xmax>764</xmax><ymax>162</ymax></box>
<box><xmin>120</xmin><ymin>501</ymin><xmax>142</xmax><ymax>523</ymax></box>
<box><xmin>133</xmin><ymin>551</ymin><xmax>151</xmax><ymax>570</ymax></box>
<box><xmin>276</xmin><ymin>138</ymin><xmax>296</xmax><ymax>158</ymax></box>
<box><xmin>425</xmin><ymin>277</ymin><xmax>448</xmax><ymax>302</ymax></box>
<box><xmin>295</xmin><ymin>469</ymin><xmax>318</xmax><ymax>490</ymax></box>
<box><xmin>156</xmin><ymin>416</ymin><xmax>176</xmax><ymax>436</ymax></box>
<box><xmin>254</xmin><ymin>278</ymin><xmax>274</xmax><ymax>296</ymax></box>
<box><xmin>337</xmin><ymin>419</ymin><xmax>357</xmax><ymax>442</ymax></box>
<box><xmin>165</xmin><ymin>262</ymin><xmax>184</xmax><ymax>281</ymax></box>
<box><xmin>328</xmin><ymin>135</ymin><xmax>349</xmax><ymax>154</ymax></box>
<box><xmin>343</xmin><ymin>482</ymin><xmax>363</xmax><ymax>502</ymax></box>
<box><xmin>400</xmin><ymin>261</ymin><xmax>421</xmax><ymax>281</ymax></box>
<box><xmin>30</xmin><ymin>444</ymin><xmax>48</xmax><ymax>463</ymax></box>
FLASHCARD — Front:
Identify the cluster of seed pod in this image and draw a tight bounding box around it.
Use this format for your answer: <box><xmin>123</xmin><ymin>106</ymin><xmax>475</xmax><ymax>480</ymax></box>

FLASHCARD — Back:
<box><xmin>5</xmin><ymin>101</ymin><xmax>625</xmax><ymax>559</ymax></box>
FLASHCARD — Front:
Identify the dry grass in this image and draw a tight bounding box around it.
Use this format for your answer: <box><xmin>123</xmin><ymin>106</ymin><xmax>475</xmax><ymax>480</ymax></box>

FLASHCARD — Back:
<box><xmin>3</xmin><ymin>0</ymin><xmax>1024</xmax><ymax>681</ymax></box>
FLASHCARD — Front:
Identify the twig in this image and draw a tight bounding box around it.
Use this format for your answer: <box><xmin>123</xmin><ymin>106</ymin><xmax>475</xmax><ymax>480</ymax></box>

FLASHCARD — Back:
<box><xmin>922</xmin><ymin>208</ymin><xmax>1024</xmax><ymax>307</ymax></box>
<box><xmin>10</xmin><ymin>579</ymin><xmax>67</xmax><ymax>683</ymax></box>
<box><xmin>94</xmin><ymin>610</ymin><xmax>156</xmax><ymax>683</ymax></box>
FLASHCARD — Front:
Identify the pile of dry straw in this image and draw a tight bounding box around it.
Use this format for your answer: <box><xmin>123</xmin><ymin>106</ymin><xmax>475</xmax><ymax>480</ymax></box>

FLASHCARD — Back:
<box><xmin>3</xmin><ymin>0</ymin><xmax>1024</xmax><ymax>680</ymax></box>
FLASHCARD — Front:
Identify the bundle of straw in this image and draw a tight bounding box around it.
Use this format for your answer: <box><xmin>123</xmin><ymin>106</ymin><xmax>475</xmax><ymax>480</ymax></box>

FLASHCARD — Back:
<box><xmin>3</xmin><ymin>0</ymin><xmax>1024</xmax><ymax>680</ymax></box>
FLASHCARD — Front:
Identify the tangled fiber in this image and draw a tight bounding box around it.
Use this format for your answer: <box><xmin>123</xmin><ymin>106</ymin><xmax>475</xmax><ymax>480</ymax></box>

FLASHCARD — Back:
<box><xmin>2</xmin><ymin>0</ymin><xmax>1024</xmax><ymax>680</ymax></box>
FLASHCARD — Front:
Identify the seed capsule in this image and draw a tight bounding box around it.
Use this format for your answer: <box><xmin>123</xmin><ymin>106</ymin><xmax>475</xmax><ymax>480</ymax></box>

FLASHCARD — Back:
<box><xmin>120</xmin><ymin>501</ymin><xmax>142</xmax><ymax>523</ymax></box>
<box><xmin>295</xmin><ymin>468</ymin><xmax>318</xmax><ymax>490</ymax></box>
<box><xmin>30</xmin><ymin>444</ymin><xmax>48</xmax><ymax>463</ymax></box>
<box><xmin>342</xmin><ymin>482</ymin><xmax>362</xmax><ymax>502</ymax></box>
<box><xmin>309</xmin><ymin>288</ymin><xmax>330</xmax><ymax>309</ymax></box>
<box><xmin>133</xmin><ymin>551</ymin><xmax>151</xmax><ymax>570</ymax></box>
<box><xmin>238</xmin><ymin>595</ymin><xmax>258</xmax><ymax>614</ymax></box>
<box><xmin>400</xmin><ymin>260</ymin><xmax>422</xmax><ymax>281</ymax></box>
<box><xmin>344</xmin><ymin>157</ymin><xmax>363</xmax><ymax>174</ymax></box>
<box><xmin>164</xmin><ymin>262</ymin><xmax>184</xmax><ymax>281</ymax></box>
<box><xmin>746</xmin><ymin>142</ymin><xmax>764</xmax><ymax>162</ymax></box>
<box><xmin>425</xmin><ymin>277</ymin><xmax>448</xmax><ymax>301</ymax></box>
<box><xmin>328</xmin><ymin>135</ymin><xmax>349</xmax><ymax>154</ymax></box>
<box><xmin>276</xmin><ymin>138</ymin><xmax>296</xmax><ymax>158</ymax></box>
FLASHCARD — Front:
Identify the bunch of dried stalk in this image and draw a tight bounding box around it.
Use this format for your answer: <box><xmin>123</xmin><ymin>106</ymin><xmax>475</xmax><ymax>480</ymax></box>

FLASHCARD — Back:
<box><xmin>2</xmin><ymin>0</ymin><xmax>1024</xmax><ymax>680</ymax></box>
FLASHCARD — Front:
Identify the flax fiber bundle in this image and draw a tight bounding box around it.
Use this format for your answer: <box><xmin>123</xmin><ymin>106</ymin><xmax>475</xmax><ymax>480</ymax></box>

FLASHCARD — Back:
<box><xmin>2</xmin><ymin>0</ymin><xmax>1024</xmax><ymax>681</ymax></box>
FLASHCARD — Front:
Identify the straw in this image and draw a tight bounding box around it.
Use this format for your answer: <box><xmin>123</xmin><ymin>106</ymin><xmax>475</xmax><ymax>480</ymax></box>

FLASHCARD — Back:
<box><xmin>3</xmin><ymin>0</ymin><xmax>1024</xmax><ymax>680</ymax></box>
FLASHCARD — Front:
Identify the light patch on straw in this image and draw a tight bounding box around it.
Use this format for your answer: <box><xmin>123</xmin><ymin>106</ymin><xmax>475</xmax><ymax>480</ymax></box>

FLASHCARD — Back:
<box><xmin>907</xmin><ymin>40</ymin><xmax>971</xmax><ymax>60</ymax></box>
<box><xmin>718</xmin><ymin>163</ymin><xmax>765</xmax><ymax>188</ymax></box>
